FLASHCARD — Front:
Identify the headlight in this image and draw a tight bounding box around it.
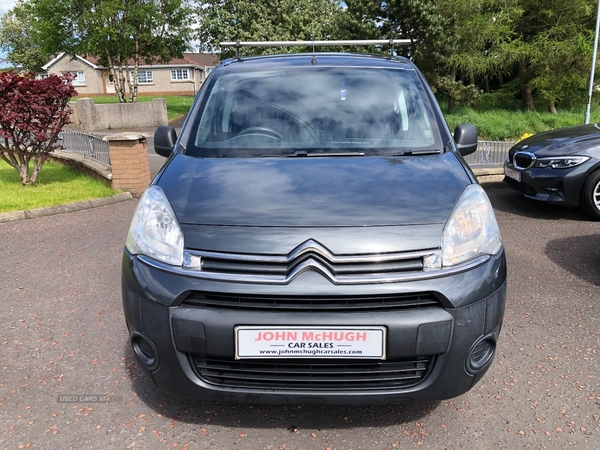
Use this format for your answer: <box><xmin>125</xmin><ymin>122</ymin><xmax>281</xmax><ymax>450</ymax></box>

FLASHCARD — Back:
<box><xmin>534</xmin><ymin>156</ymin><xmax>590</xmax><ymax>169</ymax></box>
<box><xmin>125</xmin><ymin>186</ymin><xmax>184</xmax><ymax>266</ymax></box>
<box><xmin>442</xmin><ymin>184</ymin><xmax>502</xmax><ymax>267</ymax></box>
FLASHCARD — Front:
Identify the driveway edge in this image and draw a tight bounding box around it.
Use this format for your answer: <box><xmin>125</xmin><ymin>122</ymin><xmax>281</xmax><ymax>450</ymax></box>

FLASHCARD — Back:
<box><xmin>473</xmin><ymin>168</ymin><xmax>504</xmax><ymax>186</ymax></box>
<box><xmin>0</xmin><ymin>192</ymin><xmax>134</xmax><ymax>224</ymax></box>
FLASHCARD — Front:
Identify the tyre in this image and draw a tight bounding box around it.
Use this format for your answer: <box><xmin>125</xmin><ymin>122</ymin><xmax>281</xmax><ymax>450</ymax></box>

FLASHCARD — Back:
<box><xmin>580</xmin><ymin>170</ymin><xmax>600</xmax><ymax>220</ymax></box>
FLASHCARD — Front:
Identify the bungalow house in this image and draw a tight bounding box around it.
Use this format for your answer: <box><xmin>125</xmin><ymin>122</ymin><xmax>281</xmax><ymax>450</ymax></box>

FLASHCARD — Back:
<box><xmin>41</xmin><ymin>52</ymin><xmax>219</xmax><ymax>96</ymax></box>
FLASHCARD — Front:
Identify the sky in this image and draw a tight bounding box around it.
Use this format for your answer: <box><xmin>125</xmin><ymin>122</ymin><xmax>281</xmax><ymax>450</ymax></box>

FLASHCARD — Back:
<box><xmin>0</xmin><ymin>0</ymin><xmax>15</xmax><ymax>17</ymax></box>
<box><xmin>0</xmin><ymin>1</ymin><xmax>15</xmax><ymax>66</ymax></box>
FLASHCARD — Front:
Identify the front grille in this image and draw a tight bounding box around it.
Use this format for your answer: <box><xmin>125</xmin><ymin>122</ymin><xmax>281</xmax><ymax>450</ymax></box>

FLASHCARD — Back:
<box><xmin>513</xmin><ymin>152</ymin><xmax>534</xmax><ymax>169</ymax></box>
<box><xmin>199</xmin><ymin>252</ymin><xmax>423</xmax><ymax>276</ymax></box>
<box><xmin>182</xmin><ymin>240</ymin><xmax>440</xmax><ymax>285</ymax></box>
<box><xmin>192</xmin><ymin>356</ymin><xmax>432</xmax><ymax>391</ymax></box>
<box><xmin>183</xmin><ymin>292</ymin><xmax>443</xmax><ymax>312</ymax></box>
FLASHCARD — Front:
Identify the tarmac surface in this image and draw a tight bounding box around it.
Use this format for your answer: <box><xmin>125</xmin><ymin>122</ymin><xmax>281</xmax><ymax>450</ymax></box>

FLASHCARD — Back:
<box><xmin>1</xmin><ymin>158</ymin><xmax>599</xmax><ymax>448</ymax></box>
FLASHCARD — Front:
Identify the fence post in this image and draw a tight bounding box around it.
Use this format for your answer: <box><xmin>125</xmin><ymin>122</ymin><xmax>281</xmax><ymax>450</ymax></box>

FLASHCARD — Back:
<box><xmin>103</xmin><ymin>133</ymin><xmax>150</xmax><ymax>197</ymax></box>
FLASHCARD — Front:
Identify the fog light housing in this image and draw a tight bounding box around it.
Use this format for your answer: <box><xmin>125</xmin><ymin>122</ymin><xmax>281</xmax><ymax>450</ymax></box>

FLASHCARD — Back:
<box><xmin>467</xmin><ymin>336</ymin><xmax>496</xmax><ymax>373</ymax></box>
<box><xmin>131</xmin><ymin>333</ymin><xmax>159</xmax><ymax>371</ymax></box>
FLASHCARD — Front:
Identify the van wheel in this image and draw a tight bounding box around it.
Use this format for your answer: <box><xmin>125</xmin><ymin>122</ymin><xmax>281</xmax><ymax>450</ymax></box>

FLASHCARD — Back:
<box><xmin>580</xmin><ymin>170</ymin><xmax>600</xmax><ymax>220</ymax></box>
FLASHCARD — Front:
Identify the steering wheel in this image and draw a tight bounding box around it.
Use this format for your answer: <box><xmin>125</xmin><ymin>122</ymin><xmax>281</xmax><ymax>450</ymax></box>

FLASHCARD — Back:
<box><xmin>237</xmin><ymin>127</ymin><xmax>283</xmax><ymax>140</ymax></box>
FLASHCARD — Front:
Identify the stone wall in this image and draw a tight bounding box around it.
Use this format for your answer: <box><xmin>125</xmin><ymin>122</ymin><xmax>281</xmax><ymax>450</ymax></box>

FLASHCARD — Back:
<box><xmin>68</xmin><ymin>98</ymin><xmax>168</xmax><ymax>132</ymax></box>
<box><xmin>49</xmin><ymin>151</ymin><xmax>112</xmax><ymax>187</ymax></box>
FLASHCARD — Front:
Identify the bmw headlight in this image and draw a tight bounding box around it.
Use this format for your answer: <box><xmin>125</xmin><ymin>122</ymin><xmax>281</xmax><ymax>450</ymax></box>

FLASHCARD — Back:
<box><xmin>534</xmin><ymin>156</ymin><xmax>589</xmax><ymax>169</ymax></box>
<box><xmin>442</xmin><ymin>184</ymin><xmax>502</xmax><ymax>267</ymax></box>
<box><xmin>125</xmin><ymin>186</ymin><xmax>184</xmax><ymax>266</ymax></box>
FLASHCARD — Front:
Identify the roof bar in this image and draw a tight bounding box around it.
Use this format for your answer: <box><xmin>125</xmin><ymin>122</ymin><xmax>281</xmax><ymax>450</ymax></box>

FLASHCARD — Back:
<box><xmin>220</xmin><ymin>39</ymin><xmax>412</xmax><ymax>60</ymax></box>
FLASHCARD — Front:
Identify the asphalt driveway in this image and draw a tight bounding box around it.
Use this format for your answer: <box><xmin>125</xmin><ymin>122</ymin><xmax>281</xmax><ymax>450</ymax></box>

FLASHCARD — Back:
<box><xmin>0</xmin><ymin>184</ymin><xmax>598</xmax><ymax>449</ymax></box>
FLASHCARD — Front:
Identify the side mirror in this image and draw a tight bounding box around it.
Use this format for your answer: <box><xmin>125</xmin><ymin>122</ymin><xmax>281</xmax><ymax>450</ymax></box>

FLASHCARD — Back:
<box><xmin>154</xmin><ymin>126</ymin><xmax>178</xmax><ymax>157</ymax></box>
<box><xmin>454</xmin><ymin>124</ymin><xmax>478</xmax><ymax>156</ymax></box>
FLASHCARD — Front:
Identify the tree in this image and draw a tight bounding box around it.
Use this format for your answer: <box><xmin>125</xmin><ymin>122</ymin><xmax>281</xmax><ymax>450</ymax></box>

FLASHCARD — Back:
<box><xmin>196</xmin><ymin>0</ymin><xmax>344</xmax><ymax>59</ymax></box>
<box><xmin>0</xmin><ymin>2</ymin><xmax>52</xmax><ymax>72</ymax></box>
<box><xmin>23</xmin><ymin>0</ymin><xmax>193</xmax><ymax>102</ymax></box>
<box><xmin>508</xmin><ymin>0</ymin><xmax>595</xmax><ymax>112</ymax></box>
<box><xmin>435</xmin><ymin>0</ymin><xmax>520</xmax><ymax>109</ymax></box>
<box><xmin>0</xmin><ymin>72</ymin><xmax>77</xmax><ymax>185</ymax></box>
<box><xmin>436</xmin><ymin>0</ymin><xmax>594</xmax><ymax>113</ymax></box>
<box><xmin>340</xmin><ymin>0</ymin><xmax>455</xmax><ymax>74</ymax></box>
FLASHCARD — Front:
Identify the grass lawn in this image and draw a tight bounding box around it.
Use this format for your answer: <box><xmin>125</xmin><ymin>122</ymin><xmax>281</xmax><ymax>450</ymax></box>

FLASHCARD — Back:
<box><xmin>0</xmin><ymin>159</ymin><xmax>119</xmax><ymax>213</ymax></box>
<box><xmin>444</xmin><ymin>107</ymin><xmax>600</xmax><ymax>141</ymax></box>
<box><xmin>88</xmin><ymin>95</ymin><xmax>195</xmax><ymax>121</ymax></box>
<box><xmin>441</xmin><ymin>97</ymin><xmax>600</xmax><ymax>141</ymax></box>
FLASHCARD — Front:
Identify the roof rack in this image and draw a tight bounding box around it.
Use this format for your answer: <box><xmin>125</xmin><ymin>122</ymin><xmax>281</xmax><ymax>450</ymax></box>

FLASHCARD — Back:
<box><xmin>220</xmin><ymin>39</ymin><xmax>411</xmax><ymax>60</ymax></box>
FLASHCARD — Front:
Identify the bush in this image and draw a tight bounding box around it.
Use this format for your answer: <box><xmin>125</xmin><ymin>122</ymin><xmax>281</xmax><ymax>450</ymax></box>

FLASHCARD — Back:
<box><xmin>0</xmin><ymin>71</ymin><xmax>77</xmax><ymax>185</ymax></box>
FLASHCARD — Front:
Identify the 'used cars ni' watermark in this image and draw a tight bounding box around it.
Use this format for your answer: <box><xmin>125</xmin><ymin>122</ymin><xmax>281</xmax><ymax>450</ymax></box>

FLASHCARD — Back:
<box><xmin>57</xmin><ymin>394</ymin><xmax>123</xmax><ymax>403</ymax></box>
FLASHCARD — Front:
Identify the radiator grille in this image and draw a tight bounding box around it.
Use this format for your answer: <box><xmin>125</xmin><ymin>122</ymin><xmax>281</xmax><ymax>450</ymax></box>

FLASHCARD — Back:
<box><xmin>200</xmin><ymin>252</ymin><xmax>423</xmax><ymax>276</ymax></box>
<box><xmin>181</xmin><ymin>240</ymin><xmax>440</xmax><ymax>284</ymax></box>
<box><xmin>514</xmin><ymin>153</ymin><xmax>533</xmax><ymax>169</ymax></box>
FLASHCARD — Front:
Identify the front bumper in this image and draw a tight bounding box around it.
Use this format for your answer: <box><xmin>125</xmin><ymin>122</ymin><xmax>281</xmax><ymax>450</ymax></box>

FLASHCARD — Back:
<box><xmin>503</xmin><ymin>160</ymin><xmax>596</xmax><ymax>206</ymax></box>
<box><xmin>122</xmin><ymin>249</ymin><xmax>507</xmax><ymax>405</ymax></box>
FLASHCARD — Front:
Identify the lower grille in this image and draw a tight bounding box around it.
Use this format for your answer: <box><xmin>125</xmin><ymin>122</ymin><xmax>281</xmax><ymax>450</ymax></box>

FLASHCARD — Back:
<box><xmin>192</xmin><ymin>356</ymin><xmax>432</xmax><ymax>391</ymax></box>
<box><xmin>504</xmin><ymin>176</ymin><xmax>536</xmax><ymax>196</ymax></box>
<box><xmin>183</xmin><ymin>292</ymin><xmax>443</xmax><ymax>312</ymax></box>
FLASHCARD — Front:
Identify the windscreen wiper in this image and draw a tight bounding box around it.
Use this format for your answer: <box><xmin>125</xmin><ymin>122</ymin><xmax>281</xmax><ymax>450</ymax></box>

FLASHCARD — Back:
<box><xmin>383</xmin><ymin>149</ymin><xmax>443</xmax><ymax>156</ymax></box>
<box><xmin>286</xmin><ymin>150</ymin><xmax>365</xmax><ymax>157</ymax></box>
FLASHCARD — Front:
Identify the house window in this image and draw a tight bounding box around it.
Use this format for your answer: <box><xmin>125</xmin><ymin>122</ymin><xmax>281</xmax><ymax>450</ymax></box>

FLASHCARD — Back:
<box><xmin>132</xmin><ymin>70</ymin><xmax>153</xmax><ymax>84</ymax></box>
<box><xmin>63</xmin><ymin>71</ymin><xmax>86</xmax><ymax>85</ymax></box>
<box><xmin>171</xmin><ymin>69</ymin><xmax>190</xmax><ymax>81</ymax></box>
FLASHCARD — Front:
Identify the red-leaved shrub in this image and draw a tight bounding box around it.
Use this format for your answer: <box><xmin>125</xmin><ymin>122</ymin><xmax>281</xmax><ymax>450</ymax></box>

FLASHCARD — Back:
<box><xmin>0</xmin><ymin>71</ymin><xmax>77</xmax><ymax>185</ymax></box>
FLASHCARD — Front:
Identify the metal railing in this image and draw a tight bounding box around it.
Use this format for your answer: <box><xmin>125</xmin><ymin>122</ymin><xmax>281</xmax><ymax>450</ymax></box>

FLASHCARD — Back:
<box><xmin>463</xmin><ymin>140</ymin><xmax>515</xmax><ymax>168</ymax></box>
<box><xmin>54</xmin><ymin>130</ymin><xmax>511</xmax><ymax>170</ymax></box>
<box><xmin>58</xmin><ymin>130</ymin><xmax>110</xmax><ymax>165</ymax></box>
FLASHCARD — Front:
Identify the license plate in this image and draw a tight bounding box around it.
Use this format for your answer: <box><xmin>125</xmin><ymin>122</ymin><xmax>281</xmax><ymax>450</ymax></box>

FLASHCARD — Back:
<box><xmin>235</xmin><ymin>326</ymin><xmax>386</xmax><ymax>359</ymax></box>
<box><xmin>504</xmin><ymin>166</ymin><xmax>521</xmax><ymax>182</ymax></box>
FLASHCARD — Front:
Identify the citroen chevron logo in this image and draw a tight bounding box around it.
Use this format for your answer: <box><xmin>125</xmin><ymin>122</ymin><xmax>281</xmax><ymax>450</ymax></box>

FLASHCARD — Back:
<box><xmin>286</xmin><ymin>239</ymin><xmax>336</xmax><ymax>281</ymax></box>
<box><xmin>288</xmin><ymin>239</ymin><xmax>333</xmax><ymax>260</ymax></box>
